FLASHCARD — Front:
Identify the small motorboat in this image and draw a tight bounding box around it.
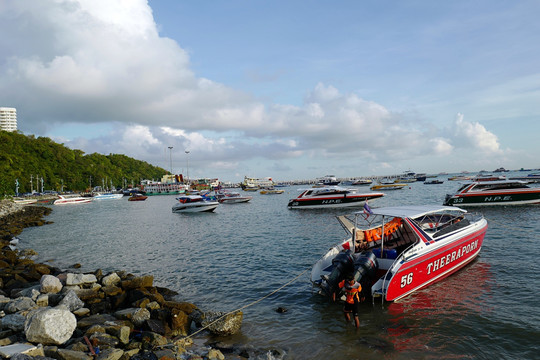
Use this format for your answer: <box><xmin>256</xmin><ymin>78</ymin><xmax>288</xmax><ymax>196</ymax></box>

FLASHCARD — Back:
<box><xmin>370</xmin><ymin>182</ymin><xmax>407</xmax><ymax>190</ymax></box>
<box><xmin>128</xmin><ymin>193</ymin><xmax>148</xmax><ymax>201</ymax></box>
<box><xmin>54</xmin><ymin>194</ymin><xmax>93</xmax><ymax>205</ymax></box>
<box><xmin>172</xmin><ymin>195</ymin><xmax>219</xmax><ymax>213</ymax></box>
<box><xmin>311</xmin><ymin>205</ymin><xmax>487</xmax><ymax>302</ymax></box>
<box><xmin>260</xmin><ymin>188</ymin><xmax>285</xmax><ymax>195</ymax></box>
<box><xmin>92</xmin><ymin>192</ymin><xmax>123</xmax><ymax>200</ymax></box>
<box><xmin>424</xmin><ymin>180</ymin><xmax>444</xmax><ymax>184</ymax></box>
<box><xmin>215</xmin><ymin>190</ymin><xmax>252</xmax><ymax>204</ymax></box>
<box><xmin>444</xmin><ymin>176</ymin><xmax>540</xmax><ymax>206</ymax></box>
<box><xmin>288</xmin><ymin>186</ymin><xmax>384</xmax><ymax>209</ymax></box>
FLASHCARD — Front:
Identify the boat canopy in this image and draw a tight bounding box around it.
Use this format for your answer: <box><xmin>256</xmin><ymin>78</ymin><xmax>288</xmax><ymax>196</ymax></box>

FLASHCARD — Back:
<box><xmin>354</xmin><ymin>205</ymin><xmax>466</xmax><ymax>219</ymax></box>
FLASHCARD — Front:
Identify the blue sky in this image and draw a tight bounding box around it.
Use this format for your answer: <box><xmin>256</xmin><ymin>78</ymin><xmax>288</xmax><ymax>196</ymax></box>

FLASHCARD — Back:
<box><xmin>1</xmin><ymin>1</ymin><xmax>539</xmax><ymax>182</ymax></box>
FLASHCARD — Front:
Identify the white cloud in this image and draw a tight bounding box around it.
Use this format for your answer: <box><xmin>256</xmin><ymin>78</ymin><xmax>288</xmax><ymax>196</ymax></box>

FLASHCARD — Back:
<box><xmin>453</xmin><ymin>113</ymin><xmax>502</xmax><ymax>153</ymax></box>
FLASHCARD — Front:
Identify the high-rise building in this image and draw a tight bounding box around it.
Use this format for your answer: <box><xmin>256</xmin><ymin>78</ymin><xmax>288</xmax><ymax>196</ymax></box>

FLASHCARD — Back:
<box><xmin>0</xmin><ymin>107</ymin><xmax>17</xmax><ymax>132</ymax></box>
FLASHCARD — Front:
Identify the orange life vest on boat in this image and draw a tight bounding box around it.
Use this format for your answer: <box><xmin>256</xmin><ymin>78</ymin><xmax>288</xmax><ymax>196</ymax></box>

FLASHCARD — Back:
<box><xmin>363</xmin><ymin>218</ymin><xmax>403</xmax><ymax>242</ymax></box>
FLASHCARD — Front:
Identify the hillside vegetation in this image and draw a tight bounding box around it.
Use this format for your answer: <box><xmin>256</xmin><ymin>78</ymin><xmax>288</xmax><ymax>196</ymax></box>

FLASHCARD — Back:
<box><xmin>0</xmin><ymin>131</ymin><xmax>167</xmax><ymax>195</ymax></box>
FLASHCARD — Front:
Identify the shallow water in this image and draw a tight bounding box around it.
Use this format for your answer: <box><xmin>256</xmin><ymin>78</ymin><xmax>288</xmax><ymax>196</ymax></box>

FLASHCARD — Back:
<box><xmin>20</xmin><ymin>174</ymin><xmax>540</xmax><ymax>359</ymax></box>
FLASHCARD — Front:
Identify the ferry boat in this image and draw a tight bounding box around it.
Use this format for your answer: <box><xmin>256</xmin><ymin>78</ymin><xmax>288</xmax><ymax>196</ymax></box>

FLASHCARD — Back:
<box><xmin>288</xmin><ymin>186</ymin><xmax>384</xmax><ymax>209</ymax></box>
<box><xmin>241</xmin><ymin>176</ymin><xmax>274</xmax><ymax>191</ymax></box>
<box><xmin>311</xmin><ymin>205</ymin><xmax>487</xmax><ymax>302</ymax></box>
<box><xmin>316</xmin><ymin>175</ymin><xmax>340</xmax><ymax>186</ymax></box>
<box><xmin>444</xmin><ymin>177</ymin><xmax>540</xmax><ymax>206</ymax></box>
<box><xmin>142</xmin><ymin>182</ymin><xmax>188</xmax><ymax>196</ymax></box>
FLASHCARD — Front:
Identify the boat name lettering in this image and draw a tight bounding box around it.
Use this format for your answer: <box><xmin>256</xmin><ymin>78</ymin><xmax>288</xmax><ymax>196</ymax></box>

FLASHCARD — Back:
<box><xmin>321</xmin><ymin>199</ymin><xmax>342</xmax><ymax>204</ymax></box>
<box><xmin>484</xmin><ymin>196</ymin><xmax>512</xmax><ymax>202</ymax></box>
<box><xmin>426</xmin><ymin>240</ymin><xmax>479</xmax><ymax>275</ymax></box>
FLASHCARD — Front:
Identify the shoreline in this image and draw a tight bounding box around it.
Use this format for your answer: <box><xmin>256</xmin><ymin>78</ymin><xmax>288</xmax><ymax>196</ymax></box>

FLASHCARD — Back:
<box><xmin>0</xmin><ymin>200</ymin><xmax>281</xmax><ymax>360</ymax></box>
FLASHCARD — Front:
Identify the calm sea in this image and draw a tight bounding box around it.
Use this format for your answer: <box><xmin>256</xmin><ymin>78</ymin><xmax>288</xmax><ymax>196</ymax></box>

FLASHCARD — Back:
<box><xmin>20</xmin><ymin>173</ymin><xmax>540</xmax><ymax>359</ymax></box>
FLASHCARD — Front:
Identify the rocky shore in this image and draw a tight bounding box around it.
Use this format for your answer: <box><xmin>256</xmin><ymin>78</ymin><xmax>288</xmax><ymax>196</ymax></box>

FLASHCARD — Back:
<box><xmin>0</xmin><ymin>200</ymin><xmax>283</xmax><ymax>360</ymax></box>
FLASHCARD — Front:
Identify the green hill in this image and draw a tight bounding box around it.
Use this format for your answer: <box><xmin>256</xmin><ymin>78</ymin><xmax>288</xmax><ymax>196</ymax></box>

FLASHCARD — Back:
<box><xmin>0</xmin><ymin>131</ymin><xmax>168</xmax><ymax>195</ymax></box>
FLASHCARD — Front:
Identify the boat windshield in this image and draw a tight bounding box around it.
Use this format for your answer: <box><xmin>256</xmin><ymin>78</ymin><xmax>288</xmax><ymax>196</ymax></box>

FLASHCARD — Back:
<box><xmin>472</xmin><ymin>182</ymin><xmax>529</xmax><ymax>191</ymax></box>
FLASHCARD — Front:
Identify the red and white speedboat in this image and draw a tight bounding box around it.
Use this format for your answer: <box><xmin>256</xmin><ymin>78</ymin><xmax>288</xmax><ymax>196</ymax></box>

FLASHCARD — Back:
<box><xmin>287</xmin><ymin>186</ymin><xmax>384</xmax><ymax>209</ymax></box>
<box><xmin>53</xmin><ymin>194</ymin><xmax>93</xmax><ymax>205</ymax></box>
<box><xmin>311</xmin><ymin>205</ymin><xmax>487</xmax><ymax>302</ymax></box>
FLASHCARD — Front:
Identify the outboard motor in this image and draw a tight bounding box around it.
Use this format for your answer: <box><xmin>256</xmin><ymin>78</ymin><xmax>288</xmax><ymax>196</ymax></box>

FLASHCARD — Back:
<box><xmin>352</xmin><ymin>251</ymin><xmax>379</xmax><ymax>298</ymax></box>
<box><xmin>320</xmin><ymin>250</ymin><xmax>355</xmax><ymax>297</ymax></box>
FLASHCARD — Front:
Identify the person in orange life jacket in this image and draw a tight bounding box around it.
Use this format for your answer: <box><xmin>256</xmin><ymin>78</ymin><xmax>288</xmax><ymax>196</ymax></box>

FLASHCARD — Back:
<box><xmin>333</xmin><ymin>275</ymin><xmax>362</xmax><ymax>328</ymax></box>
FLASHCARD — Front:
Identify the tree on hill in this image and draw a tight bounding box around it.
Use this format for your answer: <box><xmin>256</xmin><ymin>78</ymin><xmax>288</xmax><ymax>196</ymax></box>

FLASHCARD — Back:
<box><xmin>0</xmin><ymin>131</ymin><xmax>167</xmax><ymax>196</ymax></box>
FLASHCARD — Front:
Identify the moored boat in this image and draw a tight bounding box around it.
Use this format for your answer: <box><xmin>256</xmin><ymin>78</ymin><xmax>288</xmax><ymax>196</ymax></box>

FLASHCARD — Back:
<box><xmin>316</xmin><ymin>175</ymin><xmax>340</xmax><ymax>186</ymax></box>
<box><xmin>424</xmin><ymin>180</ymin><xmax>444</xmax><ymax>184</ymax></box>
<box><xmin>311</xmin><ymin>205</ymin><xmax>488</xmax><ymax>302</ymax></box>
<box><xmin>128</xmin><ymin>193</ymin><xmax>148</xmax><ymax>201</ymax></box>
<box><xmin>92</xmin><ymin>192</ymin><xmax>123</xmax><ymax>200</ymax></box>
<box><xmin>260</xmin><ymin>188</ymin><xmax>285</xmax><ymax>195</ymax></box>
<box><xmin>370</xmin><ymin>182</ymin><xmax>407</xmax><ymax>190</ymax></box>
<box><xmin>54</xmin><ymin>194</ymin><xmax>93</xmax><ymax>205</ymax></box>
<box><xmin>288</xmin><ymin>186</ymin><xmax>384</xmax><ymax>209</ymax></box>
<box><xmin>215</xmin><ymin>190</ymin><xmax>252</xmax><ymax>203</ymax></box>
<box><xmin>444</xmin><ymin>177</ymin><xmax>540</xmax><ymax>206</ymax></box>
<box><xmin>172</xmin><ymin>195</ymin><xmax>219</xmax><ymax>213</ymax></box>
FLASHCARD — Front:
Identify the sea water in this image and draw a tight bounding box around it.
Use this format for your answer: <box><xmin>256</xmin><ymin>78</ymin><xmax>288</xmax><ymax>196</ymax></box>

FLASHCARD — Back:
<box><xmin>20</xmin><ymin>174</ymin><xmax>540</xmax><ymax>359</ymax></box>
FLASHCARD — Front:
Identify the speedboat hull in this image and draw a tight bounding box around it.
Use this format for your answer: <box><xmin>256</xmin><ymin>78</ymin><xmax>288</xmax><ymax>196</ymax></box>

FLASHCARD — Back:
<box><xmin>444</xmin><ymin>178</ymin><xmax>540</xmax><ymax>206</ymax></box>
<box><xmin>311</xmin><ymin>205</ymin><xmax>488</xmax><ymax>302</ymax></box>
<box><xmin>288</xmin><ymin>186</ymin><xmax>384</xmax><ymax>209</ymax></box>
<box><xmin>172</xmin><ymin>203</ymin><xmax>219</xmax><ymax>213</ymax></box>
<box><xmin>376</xmin><ymin>224</ymin><xmax>486</xmax><ymax>301</ymax></box>
<box><xmin>54</xmin><ymin>195</ymin><xmax>92</xmax><ymax>205</ymax></box>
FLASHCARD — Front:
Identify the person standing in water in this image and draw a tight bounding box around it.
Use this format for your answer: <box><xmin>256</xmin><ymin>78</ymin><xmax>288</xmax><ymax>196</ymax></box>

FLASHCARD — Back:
<box><xmin>333</xmin><ymin>275</ymin><xmax>362</xmax><ymax>328</ymax></box>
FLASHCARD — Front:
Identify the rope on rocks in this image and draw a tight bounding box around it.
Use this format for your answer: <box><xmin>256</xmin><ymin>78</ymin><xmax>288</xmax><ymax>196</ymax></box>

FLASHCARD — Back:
<box><xmin>162</xmin><ymin>267</ymin><xmax>310</xmax><ymax>346</ymax></box>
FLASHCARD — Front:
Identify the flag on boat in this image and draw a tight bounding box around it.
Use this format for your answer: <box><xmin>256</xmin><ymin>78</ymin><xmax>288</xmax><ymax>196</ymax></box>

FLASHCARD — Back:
<box><xmin>364</xmin><ymin>202</ymin><xmax>373</xmax><ymax>217</ymax></box>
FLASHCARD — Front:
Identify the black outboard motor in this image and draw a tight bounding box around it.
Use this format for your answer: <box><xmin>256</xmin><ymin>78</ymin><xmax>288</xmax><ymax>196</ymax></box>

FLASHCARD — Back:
<box><xmin>320</xmin><ymin>250</ymin><xmax>355</xmax><ymax>297</ymax></box>
<box><xmin>352</xmin><ymin>251</ymin><xmax>379</xmax><ymax>298</ymax></box>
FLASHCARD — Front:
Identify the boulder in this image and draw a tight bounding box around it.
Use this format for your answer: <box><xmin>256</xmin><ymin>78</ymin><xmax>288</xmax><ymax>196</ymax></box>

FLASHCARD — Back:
<box><xmin>101</xmin><ymin>273</ymin><xmax>121</xmax><ymax>287</ymax></box>
<box><xmin>0</xmin><ymin>313</ymin><xmax>26</xmax><ymax>332</ymax></box>
<box><xmin>58</xmin><ymin>290</ymin><xmax>85</xmax><ymax>311</ymax></box>
<box><xmin>201</xmin><ymin>311</ymin><xmax>243</xmax><ymax>336</ymax></box>
<box><xmin>40</xmin><ymin>275</ymin><xmax>63</xmax><ymax>294</ymax></box>
<box><xmin>66</xmin><ymin>273</ymin><xmax>97</xmax><ymax>287</ymax></box>
<box><xmin>24</xmin><ymin>307</ymin><xmax>77</xmax><ymax>345</ymax></box>
<box><xmin>4</xmin><ymin>297</ymin><xmax>36</xmax><ymax>314</ymax></box>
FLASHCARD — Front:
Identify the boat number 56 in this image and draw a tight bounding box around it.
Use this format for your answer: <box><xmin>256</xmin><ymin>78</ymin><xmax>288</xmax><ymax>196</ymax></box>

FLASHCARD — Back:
<box><xmin>400</xmin><ymin>273</ymin><xmax>413</xmax><ymax>288</ymax></box>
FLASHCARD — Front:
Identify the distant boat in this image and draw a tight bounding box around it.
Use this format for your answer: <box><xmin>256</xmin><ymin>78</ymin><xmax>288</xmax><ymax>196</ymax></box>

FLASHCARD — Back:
<box><xmin>128</xmin><ymin>193</ymin><xmax>148</xmax><ymax>201</ymax></box>
<box><xmin>92</xmin><ymin>192</ymin><xmax>123</xmax><ymax>200</ymax></box>
<box><xmin>54</xmin><ymin>194</ymin><xmax>93</xmax><ymax>205</ymax></box>
<box><xmin>316</xmin><ymin>175</ymin><xmax>340</xmax><ymax>186</ymax></box>
<box><xmin>424</xmin><ymin>180</ymin><xmax>444</xmax><ymax>185</ymax></box>
<box><xmin>172</xmin><ymin>195</ymin><xmax>219</xmax><ymax>213</ymax></box>
<box><xmin>444</xmin><ymin>177</ymin><xmax>540</xmax><ymax>206</ymax></box>
<box><xmin>288</xmin><ymin>186</ymin><xmax>384</xmax><ymax>209</ymax></box>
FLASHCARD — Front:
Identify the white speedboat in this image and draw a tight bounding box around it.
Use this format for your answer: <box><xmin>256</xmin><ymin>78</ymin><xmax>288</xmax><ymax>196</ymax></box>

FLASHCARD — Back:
<box><xmin>311</xmin><ymin>205</ymin><xmax>487</xmax><ymax>302</ymax></box>
<box><xmin>92</xmin><ymin>192</ymin><xmax>123</xmax><ymax>200</ymax></box>
<box><xmin>172</xmin><ymin>195</ymin><xmax>219</xmax><ymax>213</ymax></box>
<box><xmin>54</xmin><ymin>194</ymin><xmax>93</xmax><ymax>205</ymax></box>
<box><xmin>215</xmin><ymin>190</ymin><xmax>252</xmax><ymax>204</ymax></box>
<box><xmin>288</xmin><ymin>186</ymin><xmax>384</xmax><ymax>209</ymax></box>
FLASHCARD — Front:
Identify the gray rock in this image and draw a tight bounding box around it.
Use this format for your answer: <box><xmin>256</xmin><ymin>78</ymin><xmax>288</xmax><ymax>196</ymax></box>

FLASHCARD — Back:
<box><xmin>40</xmin><ymin>275</ymin><xmax>63</xmax><ymax>294</ymax></box>
<box><xmin>0</xmin><ymin>313</ymin><xmax>26</xmax><ymax>332</ymax></box>
<box><xmin>96</xmin><ymin>348</ymin><xmax>124</xmax><ymax>360</ymax></box>
<box><xmin>13</xmin><ymin>285</ymin><xmax>41</xmax><ymax>300</ymax></box>
<box><xmin>101</xmin><ymin>273</ymin><xmax>121</xmax><ymax>287</ymax></box>
<box><xmin>66</xmin><ymin>273</ymin><xmax>97</xmax><ymax>287</ymax></box>
<box><xmin>201</xmin><ymin>311</ymin><xmax>243</xmax><ymax>336</ymax></box>
<box><xmin>56</xmin><ymin>348</ymin><xmax>93</xmax><ymax>360</ymax></box>
<box><xmin>58</xmin><ymin>290</ymin><xmax>84</xmax><ymax>312</ymax></box>
<box><xmin>114</xmin><ymin>308</ymin><xmax>150</xmax><ymax>327</ymax></box>
<box><xmin>4</xmin><ymin>297</ymin><xmax>36</xmax><ymax>314</ymax></box>
<box><xmin>24</xmin><ymin>307</ymin><xmax>77</xmax><ymax>345</ymax></box>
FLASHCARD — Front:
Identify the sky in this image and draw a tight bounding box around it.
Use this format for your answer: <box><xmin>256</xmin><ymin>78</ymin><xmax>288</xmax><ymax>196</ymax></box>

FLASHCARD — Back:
<box><xmin>1</xmin><ymin>0</ymin><xmax>539</xmax><ymax>183</ymax></box>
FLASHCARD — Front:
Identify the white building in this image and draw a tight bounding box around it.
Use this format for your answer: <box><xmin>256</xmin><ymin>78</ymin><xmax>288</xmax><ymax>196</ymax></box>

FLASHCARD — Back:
<box><xmin>0</xmin><ymin>107</ymin><xmax>17</xmax><ymax>132</ymax></box>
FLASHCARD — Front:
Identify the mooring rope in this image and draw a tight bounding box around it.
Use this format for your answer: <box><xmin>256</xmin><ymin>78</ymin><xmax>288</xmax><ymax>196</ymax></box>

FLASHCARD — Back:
<box><xmin>160</xmin><ymin>267</ymin><xmax>310</xmax><ymax>347</ymax></box>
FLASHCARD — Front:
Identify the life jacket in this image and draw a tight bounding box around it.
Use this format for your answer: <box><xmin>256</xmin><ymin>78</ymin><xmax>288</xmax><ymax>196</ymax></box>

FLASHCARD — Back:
<box><xmin>363</xmin><ymin>218</ymin><xmax>403</xmax><ymax>242</ymax></box>
<box><xmin>339</xmin><ymin>280</ymin><xmax>362</xmax><ymax>304</ymax></box>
